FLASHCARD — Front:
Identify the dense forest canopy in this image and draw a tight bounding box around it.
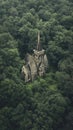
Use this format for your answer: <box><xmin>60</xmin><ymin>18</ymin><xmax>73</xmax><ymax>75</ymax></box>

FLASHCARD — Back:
<box><xmin>0</xmin><ymin>0</ymin><xmax>73</xmax><ymax>130</ymax></box>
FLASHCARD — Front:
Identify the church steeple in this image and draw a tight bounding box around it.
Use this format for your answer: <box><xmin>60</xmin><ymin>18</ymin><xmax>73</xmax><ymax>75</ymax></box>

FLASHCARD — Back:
<box><xmin>37</xmin><ymin>31</ymin><xmax>41</xmax><ymax>51</ymax></box>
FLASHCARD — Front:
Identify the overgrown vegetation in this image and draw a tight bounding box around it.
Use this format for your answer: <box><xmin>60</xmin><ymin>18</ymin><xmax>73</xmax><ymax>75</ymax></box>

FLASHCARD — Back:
<box><xmin>0</xmin><ymin>0</ymin><xmax>73</xmax><ymax>130</ymax></box>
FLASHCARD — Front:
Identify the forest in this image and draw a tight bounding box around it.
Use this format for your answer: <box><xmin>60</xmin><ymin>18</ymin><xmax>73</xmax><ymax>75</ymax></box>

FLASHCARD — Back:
<box><xmin>0</xmin><ymin>0</ymin><xmax>73</xmax><ymax>130</ymax></box>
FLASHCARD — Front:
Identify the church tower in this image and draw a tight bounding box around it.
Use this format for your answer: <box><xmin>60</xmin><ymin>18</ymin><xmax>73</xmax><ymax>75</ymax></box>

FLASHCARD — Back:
<box><xmin>22</xmin><ymin>31</ymin><xmax>48</xmax><ymax>82</ymax></box>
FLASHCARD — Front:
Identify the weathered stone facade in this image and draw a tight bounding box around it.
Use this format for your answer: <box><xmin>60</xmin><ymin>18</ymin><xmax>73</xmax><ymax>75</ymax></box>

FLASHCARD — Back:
<box><xmin>21</xmin><ymin>32</ymin><xmax>48</xmax><ymax>82</ymax></box>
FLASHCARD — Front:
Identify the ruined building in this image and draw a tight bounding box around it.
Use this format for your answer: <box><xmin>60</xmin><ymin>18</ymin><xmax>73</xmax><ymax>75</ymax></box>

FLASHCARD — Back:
<box><xmin>21</xmin><ymin>32</ymin><xmax>48</xmax><ymax>82</ymax></box>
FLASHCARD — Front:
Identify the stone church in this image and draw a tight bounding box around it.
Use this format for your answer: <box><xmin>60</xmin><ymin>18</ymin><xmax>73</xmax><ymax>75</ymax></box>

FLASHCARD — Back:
<box><xmin>21</xmin><ymin>32</ymin><xmax>48</xmax><ymax>82</ymax></box>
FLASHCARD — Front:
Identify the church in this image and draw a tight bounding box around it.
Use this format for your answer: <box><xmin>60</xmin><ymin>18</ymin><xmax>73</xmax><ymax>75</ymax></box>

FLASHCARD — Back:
<box><xmin>21</xmin><ymin>32</ymin><xmax>48</xmax><ymax>82</ymax></box>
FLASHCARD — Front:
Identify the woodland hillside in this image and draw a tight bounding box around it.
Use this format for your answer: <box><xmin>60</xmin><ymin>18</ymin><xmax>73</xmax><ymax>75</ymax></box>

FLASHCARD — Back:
<box><xmin>0</xmin><ymin>0</ymin><xmax>73</xmax><ymax>130</ymax></box>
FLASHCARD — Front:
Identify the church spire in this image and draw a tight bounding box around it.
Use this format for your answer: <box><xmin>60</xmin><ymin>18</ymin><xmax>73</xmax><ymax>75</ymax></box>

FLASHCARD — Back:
<box><xmin>37</xmin><ymin>31</ymin><xmax>41</xmax><ymax>51</ymax></box>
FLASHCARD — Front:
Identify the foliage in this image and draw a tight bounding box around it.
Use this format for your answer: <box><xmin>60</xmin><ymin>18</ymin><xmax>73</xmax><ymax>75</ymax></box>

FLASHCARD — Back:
<box><xmin>0</xmin><ymin>0</ymin><xmax>73</xmax><ymax>130</ymax></box>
